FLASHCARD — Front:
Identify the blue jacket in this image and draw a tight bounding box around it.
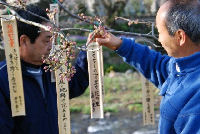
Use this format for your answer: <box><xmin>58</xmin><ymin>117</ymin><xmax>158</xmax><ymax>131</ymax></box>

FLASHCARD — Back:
<box><xmin>117</xmin><ymin>38</ymin><xmax>200</xmax><ymax>134</ymax></box>
<box><xmin>0</xmin><ymin>51</ymin><xmax>88</xmax><ymax>134</ymax></box>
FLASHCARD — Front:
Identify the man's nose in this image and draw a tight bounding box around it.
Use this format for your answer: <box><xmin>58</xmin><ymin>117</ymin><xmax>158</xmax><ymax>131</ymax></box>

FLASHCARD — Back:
<box><xmin>48</xmin><ymin>41</ymin><xmax>53</xmax><ymax>50</ymax></box>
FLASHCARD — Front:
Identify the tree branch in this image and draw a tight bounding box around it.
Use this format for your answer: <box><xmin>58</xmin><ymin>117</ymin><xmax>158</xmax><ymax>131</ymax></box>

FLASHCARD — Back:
<box><xmin>0</xmin><ymin>1</ymin><xmax>70</xmax><ymax>41</ymax></box>
<box><xmin>0</xmin><ymin>1</ymin><xmax>159</xmax><ymax>49</ymax></box>
<box><xmin>0</xmin><ymin>0</ymin><xmax>56</xmax><ymax>25</ymax></box>
<box><xmin>55</xmin><ymin>0</ymin><xmax>111</xmax><ymax>30</ymax></box>
<box><xmin>61</xmin><ymin>27</ymin><xmax>158</xmax><ymax>41</ymax></box>
<box><xmin>115</xmin><ymin>16</ymin><xmax>154</xmax><ymax>25</ymax></box>
<box><xmin>55</xmin><ymin>0</ymin><xmax>92</xmax><ymax>24</ymax></box>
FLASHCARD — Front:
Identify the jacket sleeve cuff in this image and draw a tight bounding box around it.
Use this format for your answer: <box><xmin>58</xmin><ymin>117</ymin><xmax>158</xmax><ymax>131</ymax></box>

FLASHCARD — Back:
<box><xmin>115</xmin><ymin>37</ymin><xmax>135</xmax><ymax>57</ymax></box>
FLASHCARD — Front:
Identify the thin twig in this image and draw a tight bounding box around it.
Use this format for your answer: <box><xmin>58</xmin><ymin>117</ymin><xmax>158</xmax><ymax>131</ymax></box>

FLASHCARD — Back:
<box><xmin>61</xmin><ymin>28</ymin><xmax>158</xmax><ymax>40</ymax></box>
<box><xmin>0</xmin><ymin>1</ymin><xmax>72</xmax><ymax>43</ymax></box>
<box><xmin>115</xmin><ymin>16</ymin><xmax>154</xmax><ymax>25</ymax></box>
<box><xmin>55</xmin><ymin>0</ymin><xmax>86</xmax><ymax>23</ymax></box>
<box><xmin>1</xmin><ymin>1</ymin><xmax>158</xmax><ymax>41</ymax></box>
<box><xmin>61</xmin><ymin>28</ymin><xmax>92</xmax><ymax>32</ymax></box>
<box><xmin>55</xmin><ymin>0</ymin><xmax>111</xmax><ymax>30</ymax></box>
<box><xmin>0</xmin><ymin>1</ymin><xmax>159</xmax><ymax>50</ymax></box>
<box><xmin>0</xmin><ymin>1</ymin><xmax>66</xmax><ymax>35</ymax></box>
<box><xmin>0</xmin><ymin>0</ymin><xmax>50</xmax><ymax>22</ymax></box>
<box><xmin>109</xmin><ymin>30</ymin><xmax>158</xmax><ymax>40</ymax></box>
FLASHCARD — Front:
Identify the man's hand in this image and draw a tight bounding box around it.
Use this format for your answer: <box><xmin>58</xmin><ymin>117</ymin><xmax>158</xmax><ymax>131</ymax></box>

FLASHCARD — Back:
<box><xmin>87</xmin><ymin>32</ymin><xmax>122</xmax><ymax>51</ymax></box>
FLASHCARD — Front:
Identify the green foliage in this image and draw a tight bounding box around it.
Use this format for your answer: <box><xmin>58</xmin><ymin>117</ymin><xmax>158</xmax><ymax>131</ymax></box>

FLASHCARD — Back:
<box><xmin>127</xmin><ymin>104</ymin><xmax>143</xmax><ymax>112</ymax></box>
<box><xmin>74</xmin><ymin>23</ymin><xmax>94</xmax><ymax>30</ymax></box>
<box><xmin>103</xmin><ymin>77</ymin><xmax>121</xmax><ymax>94</ymax></box>
<box><xmin>81</xmin><ymin>88</ymin><xmax>89</xmax><ymax>96</ymax></box>
<box><xmin>70</xmin><ymin>106</ymin><xmax>82</xmax><ymax>113</ymax></box>
<box><xmin>82</xmin><ymin>106</ymin><xmax>90</xmax><ymax>114</ymax></box>
<box><xmin>104</xmin><ymin>106</ymin><xmax>119</xmax><ymax>113</ymax></box>
<box><xmin>154</xmin><ymin>106</ymin><xmax>159</xmax><ymax>111</ymax></box>
<box><xmin>70</xmin><ymin>74</ymin><xmax>160</xmax><ymax>114</ymax></box>
<box><xmin>75</xmin><ymin>40</ymin><xmax>87</xmax><ymax>46</ymax></box>
<box><xmin>104</xmin><ymin>63</ymin><xmax>134</xmax><ymax>74</ymax></box>
<box><xmin>105</xmin><ymin>66</ymin><xmax>114</xmax><ymax>74</ymax></box>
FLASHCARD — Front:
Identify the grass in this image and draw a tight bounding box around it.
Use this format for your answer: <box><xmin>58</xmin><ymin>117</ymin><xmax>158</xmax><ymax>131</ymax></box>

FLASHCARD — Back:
<box><xmin>70</xmin><ymin>72</ymin><xmax>160</xmax><ymax>114</ymax></box>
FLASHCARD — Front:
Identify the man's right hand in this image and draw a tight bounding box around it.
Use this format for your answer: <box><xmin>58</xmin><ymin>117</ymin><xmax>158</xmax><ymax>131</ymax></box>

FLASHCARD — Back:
<box><xmin>87</xmin><ymin>32</ymin><xmax>122</xmax><ymax>51</ymax></box>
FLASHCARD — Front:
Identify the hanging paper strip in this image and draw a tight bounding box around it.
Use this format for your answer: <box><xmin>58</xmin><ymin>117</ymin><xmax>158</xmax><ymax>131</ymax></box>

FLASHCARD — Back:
<box><xmin>55</xmin><ymin>65</ymin><xmax>71</xmax><ymax>134</ymax></box>
<box><xmin>50</xmin><ymin>3</ymin><xmax>59</xmax><ymax>27</ymax></box>
<box><xmin>50</xmin><ymin>3</ymin><xmax>59</xmax><ymax>82</ymax></box>
<box><xmin>50</xmin><ymin>4</ymin><xmax>71</xmax><ymax>133</ymax></box>
<box><xmin>141</xmin><ymin>75</ymin><xmax>155</xmax><ymax>125</ymax></box>
<box><xmin>87</xmin><ymin>42</ymin><xmax>104</xmax><ymax>118</ymax></box>
<box><xmin>1</xmin><ymin>15</ymin><xmax>26</xmax><ymax>117</ymax></box>
<box><xmin>99</xmin><ymin>46</ymin><xmax>104</xmax><ymax>99</ymax></box>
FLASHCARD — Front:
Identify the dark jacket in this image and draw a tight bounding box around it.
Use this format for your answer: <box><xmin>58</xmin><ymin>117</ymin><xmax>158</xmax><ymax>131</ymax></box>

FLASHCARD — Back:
<box><xmin>0</xmin><ymin>51</ymin><xmax>88</xmax><ymax>134</ymax></box>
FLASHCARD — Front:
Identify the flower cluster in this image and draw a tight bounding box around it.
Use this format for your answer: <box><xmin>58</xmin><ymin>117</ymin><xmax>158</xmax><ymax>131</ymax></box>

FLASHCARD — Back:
<box><xmin>43</xmin><ymin>12</ymin><xmax>107</xmax><ymax>81</ymax></box>
<box><xmin>78</xmin><ymin>14</ymin><xmax>107</xmax><ymax>45</ymax></box>
<box><xmin>42</xmin><ymin>34</ymin><xmax>76</xmax><ymax>81</ymax></box>
<box><xmin>93</xmin><ymin>25</ymin><xmax>107</xmax><ymax>37</ymax></box>
<box><xmin>78</xmin><ymin>13</ymin><xmax>103</xmax><ymax>25</ymax></box>
<box><xmin>46</xmin><ymin>8</ymin><xmax>58</xmax><ymax>24</ymax></box>
<box><xmin>115</xmin><ymin>17</ymin><xmax>152</xmax><ymax>26</ymax></box>
<box><xmin>42</xmin><ymin>9</ymin><xmax>77</xmax><ymax>81</ymax></box>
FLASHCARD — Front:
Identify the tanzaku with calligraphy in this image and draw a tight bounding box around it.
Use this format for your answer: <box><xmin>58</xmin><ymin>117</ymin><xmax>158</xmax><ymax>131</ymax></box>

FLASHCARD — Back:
<box><xmin>88</xmin><ymin>0</ymin><xmax>200</xmax><ymax>133</ymax></box>
<box><xmin>0</xmin><ymin>5</ymin><xmax>89</xmax><ymax>134</ymax></box>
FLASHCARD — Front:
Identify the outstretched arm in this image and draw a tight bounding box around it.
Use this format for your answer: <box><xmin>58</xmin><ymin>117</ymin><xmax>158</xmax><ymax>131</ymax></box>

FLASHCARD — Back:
<box><xmin>116</xmin><ymin>38</ymin><xmax>171</xmax><ymax>88</ymax></box>
<box><xmin>89</xmin><ymin>32</ymin><xmax>171</xmax><ymax>88</ymax></box>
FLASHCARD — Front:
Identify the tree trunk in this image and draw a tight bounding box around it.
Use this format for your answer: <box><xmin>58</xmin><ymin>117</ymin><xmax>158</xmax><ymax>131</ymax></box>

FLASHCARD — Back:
<box><xmin>151</xmin><ymin>0</ymin><xmax>167</xmax><ymax>14</ymax></box>
<box><xmin>139</xmin><ymin>0</ymin><xmax>145</xmax><ymax>14</ymax></box>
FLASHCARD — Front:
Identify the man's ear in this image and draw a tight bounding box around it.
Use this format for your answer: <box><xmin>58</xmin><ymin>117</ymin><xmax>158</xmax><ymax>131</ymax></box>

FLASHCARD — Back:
<box><xmin>19</xmin><ymin>35</ymin><xmax>29</xmax><ymax>47</ymax></box>
<box><xmin>175</xmin><ymin>29</ymin><xmax>186</xmax><ymax>46</ymax></box>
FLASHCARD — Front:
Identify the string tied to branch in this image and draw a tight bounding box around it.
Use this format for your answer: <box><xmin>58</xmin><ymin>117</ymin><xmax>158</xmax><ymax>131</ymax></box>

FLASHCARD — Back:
<box><xmin>7</xmin><ymin>7</ymin><xmax>11</xmax><ymax>15</ymax></box>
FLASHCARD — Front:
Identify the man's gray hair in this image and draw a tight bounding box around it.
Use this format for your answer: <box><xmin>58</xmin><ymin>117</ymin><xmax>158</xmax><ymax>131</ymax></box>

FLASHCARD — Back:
<box><xmin>166</xmin><ymin>1</ymin><xmax>200</xmax><ymax>44</ymax></box>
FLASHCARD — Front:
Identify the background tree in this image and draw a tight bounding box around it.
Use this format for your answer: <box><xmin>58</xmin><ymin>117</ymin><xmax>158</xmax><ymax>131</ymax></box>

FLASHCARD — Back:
<box><xmin>151</xmin><ymin>0</ymin><xmax>167</xmax><ymax>14</ymax></box>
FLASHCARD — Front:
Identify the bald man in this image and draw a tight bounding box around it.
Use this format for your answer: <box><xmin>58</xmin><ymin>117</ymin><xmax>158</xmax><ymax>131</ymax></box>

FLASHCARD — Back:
<box><xmin>88</xmin><ymin>0</ymin><xmax>200</xmax><ymax>133</ymax></box>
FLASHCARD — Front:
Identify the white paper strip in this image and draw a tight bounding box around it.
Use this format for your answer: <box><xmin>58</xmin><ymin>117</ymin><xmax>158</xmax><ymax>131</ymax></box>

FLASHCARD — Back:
<box><xmin>56</xmin><ymin>66</ymin><xmax>71</xmax><ymax>134</ymax></box>
<box><xmin>50</xmin><ymin>4</ymin><xmax>71</xmax><ymax>133</ymax></box>
<box><xmin>50</xmin><ymin>3</ymin><xmax>59</xmax><ymax>83</ymax></box>
<box><xmin>1</xmin><ymin>15</ymin><xmax>26</xmax><ymax>117</ymax></box>
<box><xmin>50</xmin><ymin>4</ymin><xmax>59</xmax><ymax>27</ymax></box>
<box><xmin>141</xmin><ymin>75</ymin><xmax>155</xmax><ymax>125</ymax></box>
<box><xmin>99</xmin><ymin>46</ymin><xmax>104</xmax><ymax>98</ymax></box>
<box><xmin>87</xmin><ymin>42</ymin><xmax>104</xmax><ymax>118</ymax></box>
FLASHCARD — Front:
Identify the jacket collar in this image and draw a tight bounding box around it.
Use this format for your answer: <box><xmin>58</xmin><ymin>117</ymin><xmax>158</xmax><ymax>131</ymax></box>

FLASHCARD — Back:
<box><xmin>21</xmin><ymin>60</ymin><xmax>41</xmax><ymax>69</ymax></box>
<box><xmin>21</xmin><ymin>60</ymin><xmax>48</xmax><ymax>76</ymax></box>
<box><xmin>174</xmin><ymin>51</ymin><xmax>200</xmax><ymax>73</ymax></box>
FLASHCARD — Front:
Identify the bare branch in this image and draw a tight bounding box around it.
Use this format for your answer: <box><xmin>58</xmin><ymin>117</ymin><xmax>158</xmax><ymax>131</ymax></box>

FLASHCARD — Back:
<box><xmin>0</xmin><ymin>0</ymin><xmax>56</xmax><ymax>25</ymax></box>
<box><xmin>61</xmin><ymin>28</ymin><xmax>158</xmax><ymax>41</ymax></box>
<box><xmin>61</xmin><ymin>28</ymin><xmax>92</xmax><ymax>32</ymax></box>
<box><xmin>55</xmin><ymin>0</ymin><xmax>111</xmax><ymax>30</ymax></box>
<box><xmin>0</xmin><ymin>1</ymin><xmax>71</xmax><ymax>41</ymax></box>
<box><xmin>109</xmin><ymin>30</ymin><xmax>158</xmax><ymax>40</ymax></box>
<box><xmin>55</xmin><ymin>0</ymin><xmax>91</xmax><ymax>24</ymax></box>
<box><xmin>115</xmin><ymin>16</ymin><xmax>154</xmax><ymax>26</ymax></box>
<box><xmin>0</xmin><ymin>1</ymin><xmax>159</xmax><ymax>49</ymax></box>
